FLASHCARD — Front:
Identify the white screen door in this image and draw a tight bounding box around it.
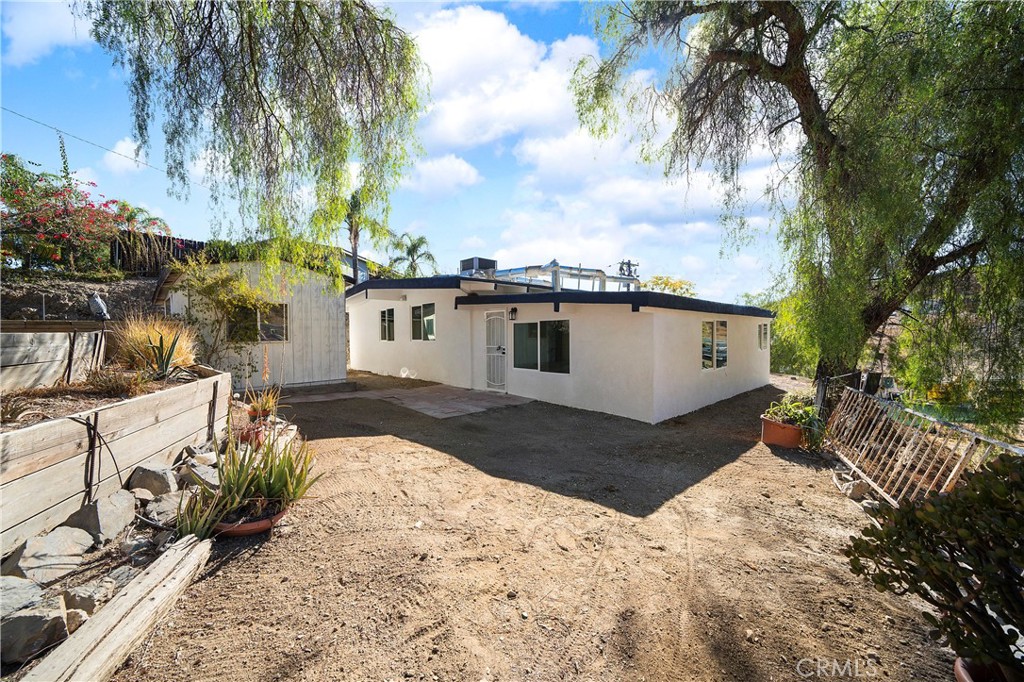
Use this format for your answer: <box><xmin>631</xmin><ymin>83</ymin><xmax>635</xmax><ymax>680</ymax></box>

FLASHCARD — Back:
<box><xmin>485</xmin><ymin>311</ymin><xmax>506</xmax><ymax>390</ymax></box>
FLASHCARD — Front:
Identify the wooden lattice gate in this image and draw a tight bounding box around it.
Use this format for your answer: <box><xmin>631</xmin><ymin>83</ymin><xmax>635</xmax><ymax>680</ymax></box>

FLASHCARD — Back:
<box><xmin>823</xmin><ymin>387</ymin><xmax>1022</xmax><ymax>506</ymax></box>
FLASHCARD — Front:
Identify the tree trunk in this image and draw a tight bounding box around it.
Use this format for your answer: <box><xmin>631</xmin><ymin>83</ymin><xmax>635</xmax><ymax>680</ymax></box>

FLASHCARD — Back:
<box><xmin>350</xmin><ymin>224</ymin><xmax>360</xmax><ymax>284</ymax></box>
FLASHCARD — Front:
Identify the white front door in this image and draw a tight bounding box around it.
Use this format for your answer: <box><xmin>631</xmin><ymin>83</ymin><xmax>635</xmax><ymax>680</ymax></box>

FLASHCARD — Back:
<box><xmin>485</xmin><ymin>311</ymin><xmax>507</xmax><ymax>391</ymax></box>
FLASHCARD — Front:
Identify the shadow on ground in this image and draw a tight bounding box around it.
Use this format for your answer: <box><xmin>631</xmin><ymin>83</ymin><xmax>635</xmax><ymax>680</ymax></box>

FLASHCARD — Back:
<box><xmin>286</xmin><ymin>383</ymin><xmax>805</xmax><ymax>518</ymax></box>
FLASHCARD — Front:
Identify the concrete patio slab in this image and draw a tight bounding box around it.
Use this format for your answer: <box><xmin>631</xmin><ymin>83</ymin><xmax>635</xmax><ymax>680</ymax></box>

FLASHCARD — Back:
<box><xmin>286</xmin><ymin>384</ymin><xmax>532</xmax><ymax>419</ymax></box>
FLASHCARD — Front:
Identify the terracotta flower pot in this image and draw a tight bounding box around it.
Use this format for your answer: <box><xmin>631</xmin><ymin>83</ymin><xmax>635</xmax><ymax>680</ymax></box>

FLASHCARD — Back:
<box><xmin>239</xmin><ymin>423</ymin><xmax>269</xmax><ymax>448</ymax></box>
<box><xmin>214</xmin><ymin>509</ymin><xmax>287</xmax><ymax>537</ymax></box>
<box><xmin>760</xmin><ymin>415</ymin><xmax>804</xmax><ymax>449</ymax></box>
<box><xmin>954</xmin><ymin>658</ymin><xmax>1008</xmax><ymax>682</ymax></box>
<box><xmin>247</xmin><ymin>408</ymin><xmax>272</xmax><ymax>423</ymax></box>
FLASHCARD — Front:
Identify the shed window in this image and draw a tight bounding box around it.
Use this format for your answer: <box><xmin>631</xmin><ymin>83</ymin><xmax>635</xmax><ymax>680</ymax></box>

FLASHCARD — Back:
<box><xmin>702</xmin><ymin>320</ymin><xmax>727</xmax><ymax>369</ymax></box>
<box><xmin>380</xmin><ymin>308</ymin><xmax>395</xmax><ymax>341</ymax></box>
<box><xmin>513</xmin><ymin>320</ymin><xmax>570</xmax><ymax>374</ymax></box>
<box><xmin>412</xmin><ymin>303</ymin><xmax>435</xmax><ymax>341</ymax></box>
<box><xmin>228</xmin><ymin>304</ymin><xmax>288</xmax><ymax>342</ymax></box>
<box><xmin>758</xmin><ymin>322</ymin><xmax>769</xmax><ymax>350</ymax></box>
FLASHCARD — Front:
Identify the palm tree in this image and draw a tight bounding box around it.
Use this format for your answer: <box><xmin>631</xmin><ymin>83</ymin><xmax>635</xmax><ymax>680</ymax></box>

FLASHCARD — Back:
<box><xmin>389</xmin><ymin>232</ymin><xmax>438</xmax><ymax>278</ymax></box>
<box><xmin>344</xmin><ymin>190</ymin><xmax>392</xmax><ymax>284</ymax></box>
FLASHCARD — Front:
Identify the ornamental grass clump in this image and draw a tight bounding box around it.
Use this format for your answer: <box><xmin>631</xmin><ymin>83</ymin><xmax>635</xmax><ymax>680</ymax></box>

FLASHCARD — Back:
<box><xmin>845</xmin><ymin>454</ymin><xmax>1023</xmax><ymax>680</ymax></box>
<box><xmin>114</xmin><ymin>314</ymin><xmax>197</xmax><ymax>374</ymax></box>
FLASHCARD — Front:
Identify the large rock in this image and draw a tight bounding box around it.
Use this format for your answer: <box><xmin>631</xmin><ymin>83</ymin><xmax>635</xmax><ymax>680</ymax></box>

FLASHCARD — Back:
<box><xmin>102</xmin><ymin>565</ymin><xmax>139</xmax><ymax>592</ymax></box>
<box><xmin>144</xmin><ymin>490</ymin><xmax>193</xmax><ymax>527</ymax></box>
<box><xmin>0</xmin><ymin>576</ymin><xmax>44</xmax><ymax>619</ymax></box>
<box><xmin>62</xmin><ymin>579</ymin><xmax>115</xmax><ymax>615</ymax></box>
<box><xmin>1</xmin><ymin>527</ymin><xmax>93</xmax><ymax>585</ymax></box>
<box><xmin>66</xmin><ymin>608</ymin><xmax>88</xmax><ymax>634</ymax></box>
<box><xmin>127</xmin><ymin>465</ymin><xmax>177</xmax><ymax>496</ymax></box>
<box><xmin>63</xmin><ymin>489</ymin><xmax>137</xmax><ymax>545</ymax></box>
<box><xmin>0</xmin><ymin>596</ymin><xmax>68</xmax><ymax>664</ymax></box>
<box><xmin>178</xmin><ymin>463</ymin><xmax>220</xmax><ymax>490</ymax></box>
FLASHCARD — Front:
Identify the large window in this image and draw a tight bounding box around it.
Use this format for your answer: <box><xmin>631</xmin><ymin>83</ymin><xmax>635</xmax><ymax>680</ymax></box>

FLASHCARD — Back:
<box><xmin>411</xmin><ymin>303</ymin><xmax>436</xmax><ymax>341</ymax></box>
<box><xmin>228</xmin><ymin>304</ymin><xmax>288</xmax><ymax>342</ymax></box>
<box><xmin>380</xmin><ymin>308</ymin><xmax>395</xmax><ymax>341</ymax></box>
<box><xmin>702</xmin><ymin>320</ymin><xmax>727</xmax><ymax>369</ymax></box>
<box><xmin>758</xmin><ymin>322</ymin><xmax>769</xmax><ymax>350</ymax></box>
<box><xmin>513</xmin><ymin>320</ymin><xmax>570</xmax><ymax>374</ymax></box>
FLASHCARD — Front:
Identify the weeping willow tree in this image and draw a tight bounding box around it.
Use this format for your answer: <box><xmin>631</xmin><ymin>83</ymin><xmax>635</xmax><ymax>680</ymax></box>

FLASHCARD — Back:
<box><xmin>575</xmin><ymin>1</ymin><xmax>1024</xmax><ymax>429</ymax></box>
<box><xmin>82</xmin><ymin>1</ymin><xmax>425</xmax><ymax>287</ymax></box>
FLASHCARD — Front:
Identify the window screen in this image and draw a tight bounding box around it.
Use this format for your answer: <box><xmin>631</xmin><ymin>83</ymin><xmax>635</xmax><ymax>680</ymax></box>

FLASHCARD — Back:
<box><xmin>260</xmin><ymin>304</ymin><xmax>288</xmax><ymax>341</ymax></box>
<box><xmin>411</xmin><ymin>306</ymin><xmax>422</xmax><ymax>340</ymax></box>
<box><xmin>539</xmin><ymin>320</ymin><xmax>570</xmax><ymax>373</ymax></box>
<box><xmin>513</xmin><ymin>323</ymin><xmax>538</xmax><ymax>369</ymax></box>
<box><xmin>701</xmin><ymin>321</ymin><xmax>714</xmax><ymax>370</ymax></box>
<box><xmin>422</xmin><ymin>303</ymin><xmax>436</xmax><ymax>341</ymax></box>
<box><xmin>715</xmin><ymin>320</ymin><xmax>728</xmax><ymax>368</ymax></box>
<box><xmin>228</xmin><ymin>307</ymin><xmax>259</xmax><ymax>343</ymax></box>
<box><xmin>380</xmin><ymin>308</ymin><xmax>395</xmax><ymax>341</ymax></box>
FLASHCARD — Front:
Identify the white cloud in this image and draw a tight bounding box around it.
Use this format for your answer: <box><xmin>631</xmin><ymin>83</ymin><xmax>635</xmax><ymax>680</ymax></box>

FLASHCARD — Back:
<box><xmin>413</xmin><ymin>7</ymin><xmax>597</xmax><ymax>148</ymax></box>
<box><xmin>1</xmin><ymin>1</ymin><xmax>93</xmax><ymax>66</ymax></box>
<box><xmin>460</xmin><ymin>235</ymin><xmax>487</xmax><ymax>251</ymax></box>
<box><xmin>400</xmin><ymin>154</ymin><xmax>482</xmax><ymax>196</ymax></box>
<box><xmin>72</xmin><ymin>166</ymin><xmax>98</xmax><ymax>188</ymax></box>
<box><xmin>103</xmin><ymin>138</ymin><xmax>147</xmax><ymax>174</ymax></box>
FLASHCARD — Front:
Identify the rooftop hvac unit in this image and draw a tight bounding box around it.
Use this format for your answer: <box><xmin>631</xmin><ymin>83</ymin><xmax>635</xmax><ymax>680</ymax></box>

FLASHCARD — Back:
<box><xmin>460</xmin><ymin>257</ymin><xmax>497</xmax><ymax>275</ymax></box>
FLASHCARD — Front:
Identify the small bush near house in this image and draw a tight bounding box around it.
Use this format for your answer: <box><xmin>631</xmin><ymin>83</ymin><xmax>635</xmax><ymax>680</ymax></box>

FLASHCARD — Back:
<box><xmin>114</xmin><ymin>314</ymin><xmax>197</xmax><ymax>372</ymax></box>
<box><xmin>845</xmin><ymin>454</ymin><xmax>1024</xmax><ymax>679</ymax></box>
<box><xmin>763</xmin><ymin>391</ymin><xmax>824</xmax><ymax>447</ymax></box>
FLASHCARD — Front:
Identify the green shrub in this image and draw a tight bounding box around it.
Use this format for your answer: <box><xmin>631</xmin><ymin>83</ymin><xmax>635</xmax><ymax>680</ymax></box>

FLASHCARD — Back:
<box><xmin>845</xmin><ymin>454</ymin><xmax>1023</xmax><ymax>677</ymax></box>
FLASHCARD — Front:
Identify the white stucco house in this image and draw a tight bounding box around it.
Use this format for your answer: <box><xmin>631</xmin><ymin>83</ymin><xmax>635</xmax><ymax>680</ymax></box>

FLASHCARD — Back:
<box><xmin>154</xmin><ymin>261</ymin><xmax>347</xmax><ymax>390</ymax></box>
<box><xmin>346</xmin><ymin>262</ymin><xmax>773</xmax><ymax>423</ymax></box>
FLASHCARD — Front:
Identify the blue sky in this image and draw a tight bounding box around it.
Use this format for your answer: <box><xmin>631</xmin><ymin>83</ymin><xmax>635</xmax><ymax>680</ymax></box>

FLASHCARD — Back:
<box><xmin>1</xmin><ymin>1</ymin><xmax>785</xmax><ymax>302</ymax></box>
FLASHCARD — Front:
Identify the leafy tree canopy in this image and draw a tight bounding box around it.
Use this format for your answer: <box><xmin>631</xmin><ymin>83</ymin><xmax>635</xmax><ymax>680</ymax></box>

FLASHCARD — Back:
<box><xmin>388</xmin><ymin>232</ymin><xmax>438</xmax><ymax>278</ymax></box>
<box><xmin>575</xmin><ymin>1</ymin><xmax>1024</xmax><ymax>428</ymax></box>
<box><xmin>642</xmin><ymin>275</ymin><xmax>696</xmax><ymax>297</ymax></box>
<box><xmin>82</xmin><ymin>1</ymin><xmax>425</xmax><ymax>285</ymax></box>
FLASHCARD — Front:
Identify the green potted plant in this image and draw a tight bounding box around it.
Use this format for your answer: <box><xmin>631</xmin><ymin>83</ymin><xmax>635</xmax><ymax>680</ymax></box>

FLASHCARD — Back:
<box><xmin>760</xmin><ymin>393</ymin><xmax>824</xmax><ymax>449</ymax></box>
<box><xmin>246</xmin><ymin>385</ymin><xmax>281</xmax><ymax>422</ymax></box>
<box><xmin>845</xmin><ymin>454</ymin><xmax>1023</xmax><ymax>682</ymax></box>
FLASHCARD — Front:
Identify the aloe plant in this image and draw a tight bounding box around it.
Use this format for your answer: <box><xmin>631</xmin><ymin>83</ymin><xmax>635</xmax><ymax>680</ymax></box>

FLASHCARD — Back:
<box><xmin>134</xmin><ymin>330</ymin><xmax>188</xmax><ymax>381</ymax></box>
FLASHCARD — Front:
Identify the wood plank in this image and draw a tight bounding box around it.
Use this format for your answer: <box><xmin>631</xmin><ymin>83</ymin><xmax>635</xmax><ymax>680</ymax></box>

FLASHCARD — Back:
<box><xmin>1</xmin><ymin>342</ymin><xmax>72</xmax><ymax>367</ymax></box>
<box><xmin>1</xmin><ymin>414</ymin><xmax>226</xmax><ymax>554</ymax></box>
<box><xmin>23</xmin><ymin>535</ymin><xmax>211</xmax><ymax>682</ymax></box>
<box><xmin>0</xmin><ymin>360</ymin><xmax>67</xmax><ymax>392</ymax></box>
<box><xmin>1</xmin><ymin>374</ymin><xmax>229</xmax><ymax>481</ymax></box>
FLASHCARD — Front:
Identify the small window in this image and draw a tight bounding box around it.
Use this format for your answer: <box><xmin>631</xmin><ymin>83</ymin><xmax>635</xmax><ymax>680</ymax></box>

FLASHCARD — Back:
<box><xmin>758</xmin><ymin>322</ymin><xmax>769</xmax><ymax>350</ymax></box>
<box><xmin>228</xmin><ymin>304</ymin><xmax>288</xmax><ymax>342</ymax></box>
<box><xmin>261</xmin><ymin>304</ymin><xmax>288</xmax><ymax>341</ymax></box>
<box><xmin>380</xmin><ymin>308</ymin><xmax>395</xmax><ymax>341</ymax></box>
<box><xmin>513</xmin><ymin>322</ymin><xmax>538</xmax><ymax>369</ymax></box>
<box><xmin>513</xmin><ymin>320</ymin><xmax>570</xmax><ymax>374</ymax></box>
<box><xmin>411</xmin><ymin>303</ymin><xmax>436</xmax><ymax>341</ymax></box>
<box><xmin>702</xmin><ymin>320</ymin><xmax>727</xmax><ymax>369</ymax></box>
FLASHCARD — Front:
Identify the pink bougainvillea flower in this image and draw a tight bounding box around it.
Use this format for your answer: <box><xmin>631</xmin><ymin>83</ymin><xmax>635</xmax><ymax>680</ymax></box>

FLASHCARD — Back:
<box><xmin>36</xmin><ymin>232</ymin><xmax>45</xmax><ymax>240</ymax></box>
<box><xmin>51</xmin><ymin>253</ymin><xmax>61</xmax><ymax>261</ymax></box>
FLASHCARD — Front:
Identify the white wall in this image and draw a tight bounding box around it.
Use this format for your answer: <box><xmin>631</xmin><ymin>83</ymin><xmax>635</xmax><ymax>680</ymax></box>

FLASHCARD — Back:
<box><xmin>168</xmin><ymin>262</ymin><xmax>346</xmax><ymax>390</ymax></box>
<box><xmin>651</xmin><ymin>311</ymin><xmax>770</xmax><ymax>422</ymax></box>
<box><xmin>468</xmin><ymin>303</ymin><xmax>655</xmax><ymax>422</ymax></box>
<box><xmin>347</xmin><ymin>289</ymin><xmax>473</xmax><ymax>387</ymax></box>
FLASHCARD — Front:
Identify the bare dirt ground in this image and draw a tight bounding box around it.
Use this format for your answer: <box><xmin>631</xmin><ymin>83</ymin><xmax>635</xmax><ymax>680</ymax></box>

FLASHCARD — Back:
<box><xmin>113</xmin><ymin>377</ymin><xmax>953</xmax><ymax>682</ymax></box>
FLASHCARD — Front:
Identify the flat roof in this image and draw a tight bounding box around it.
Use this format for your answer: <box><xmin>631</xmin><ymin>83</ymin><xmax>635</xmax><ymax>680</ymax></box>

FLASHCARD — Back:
<box><xmin>347</xmin><ymin>277</ymin><xmax>774</xmax><ymax>318</ymax></box>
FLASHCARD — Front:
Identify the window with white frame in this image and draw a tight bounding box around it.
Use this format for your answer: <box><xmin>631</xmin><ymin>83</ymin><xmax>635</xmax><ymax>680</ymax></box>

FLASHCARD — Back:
<box><xmin>380</xmin><ymin>308</ymin><xmax>395</xmax><ymax>341</ymax></box>
<box><xmin>411</xmin><ymin>303</ymin><xmax>436</xmax><ymax>341</ymax></box>
<box><xmin>758</xmin><ymin>322</ymin><xmax>770</xmax><ymax>350</ymax></box>
<box><xmin>702</xmin><ymin>320</ymin><xmax>727</xmax><ymax>369</ymax></box>
<box><xmin>513</xmin><ymin>320</ymin><xmax>570</xmax><ymax>373</ymax></box>
<box><xmin>227</xmin><ymin>304</ymin><xmax>288</xmax><ymax>342</ymax></box>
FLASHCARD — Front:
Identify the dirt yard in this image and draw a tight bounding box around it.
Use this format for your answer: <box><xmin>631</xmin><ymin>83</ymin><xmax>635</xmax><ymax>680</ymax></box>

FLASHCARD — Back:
<box><xmin>113</xmin><ymin>378</ymin><xmax>953</xmax><ymax>681</ymax></box>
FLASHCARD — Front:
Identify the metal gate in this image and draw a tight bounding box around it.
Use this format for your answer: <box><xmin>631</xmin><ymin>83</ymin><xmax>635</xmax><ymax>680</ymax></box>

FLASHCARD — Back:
<box><xmin>485</xmin><ymin>311</ymin><xmax>506</xmax><ymax>391</ymax></box>
<box><xmin>824</xmin><ymin>387</ymin><xmax>1021</xmax><ymax>506</ymax></box>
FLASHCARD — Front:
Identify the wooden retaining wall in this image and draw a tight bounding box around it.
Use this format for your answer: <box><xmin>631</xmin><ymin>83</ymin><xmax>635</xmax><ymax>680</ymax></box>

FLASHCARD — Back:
<box><xmin>0</xmin><ymin>371</ymin><xmax>230</xmax><ymax>556</ymax></box>
<box><xmin>1</xmin><ymin>330</ymin><xmax>107</xmax><ymax>392</ymax></box>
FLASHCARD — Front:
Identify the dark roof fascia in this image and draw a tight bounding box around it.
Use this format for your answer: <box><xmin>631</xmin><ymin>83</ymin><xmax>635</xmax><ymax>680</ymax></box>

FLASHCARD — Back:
<box><xmin>453</xmin><ymin>291</ymin><xmax>775</xmax><ymax>318</ymax></box>
<box><xmin>344</xmin><ymin>276</ymin><xmax>543</xmax><ymax>299</ymax></box>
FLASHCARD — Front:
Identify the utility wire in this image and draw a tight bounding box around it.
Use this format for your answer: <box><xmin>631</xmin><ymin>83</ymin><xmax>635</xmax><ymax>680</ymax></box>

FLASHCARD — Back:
<box><xmin>1</xmin><ymin>104</ymin><xmax>214</xmax><ymax>192</ymax></box>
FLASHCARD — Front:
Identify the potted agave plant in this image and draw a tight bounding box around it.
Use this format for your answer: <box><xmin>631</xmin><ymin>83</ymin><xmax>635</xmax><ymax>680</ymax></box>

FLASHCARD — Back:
<box><xmin>178</xmin><ymin>426</ymin><xmax>322</xmax><ymax>538</ymax></box>
<box><xmin>761</xmin><ymin>393</ymin><xmax>824</xmax><ymax>449</ymax></box>
<box><xmin>846</xmin><ymin>454</ymin><xmax>1023</xmax><ymax>682</ymax></box>
<box><xmin>246</xmin><ymin>385</ymin><xmax>281</xmax><ymax>423</ymax></box>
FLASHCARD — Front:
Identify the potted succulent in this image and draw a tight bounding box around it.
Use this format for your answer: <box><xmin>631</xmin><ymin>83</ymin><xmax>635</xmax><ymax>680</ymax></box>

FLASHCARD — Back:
<box><xmin>846</xmin><ymin>454</ymin><xmax>1023</xmax><ymax>682</ymax></box>
<box><xmin>246</xmin><ymin>385</ymin><xmax>282</xmax><ymax>422</ymax></box>
<box><xmin>177</xmin><ymin>424</ymin><xmax>322</xmax><ymax>539</ymax></box>
<box><xmin>761</xmin><ymin>393</ymin><xmax>824</xmax><ymax>449</ymax></box>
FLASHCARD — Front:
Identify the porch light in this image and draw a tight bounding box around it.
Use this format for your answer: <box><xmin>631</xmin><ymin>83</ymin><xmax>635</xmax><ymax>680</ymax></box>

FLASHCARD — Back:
<box><xmin>509</xmin><ymin>307</ymin><xmax>518</xmax><ymax>320</ymax></box>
